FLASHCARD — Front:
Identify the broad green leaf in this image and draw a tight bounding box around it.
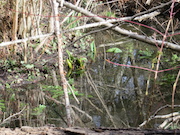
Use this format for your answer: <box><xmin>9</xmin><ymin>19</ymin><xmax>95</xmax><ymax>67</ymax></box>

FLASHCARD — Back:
<box><xmin>66</xmin><ymin>59</ymin><xmax>73</xmax><ymax>69</ymax></box>
<box><xmin>106</xmin><ymin>48</ymin><xmax>122</xmax><ymax>53</ymax></box>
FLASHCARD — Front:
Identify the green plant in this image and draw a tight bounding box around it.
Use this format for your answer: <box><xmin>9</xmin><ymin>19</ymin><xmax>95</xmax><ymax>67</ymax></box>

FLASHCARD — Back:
<box><xmin>5</xmin><ymin>83</ymin><xmax>11</xmax><ymax>89</ymax></box>
<box><xmin>158</xmin><ymin>74</ymin><xmax>176</xmax><ymax>86</ymax></box>
<box><xmin>42</xmin><ymin>85</ymin><xmax>63</xmax><ymax>99</ymax></box>
<box><xmin>0</xmin><ymin>99</ymin><xmax>5</xmax><ymax>112</ymax></box>
<box><xmin>68</xmin><ymin>78</ymin><xmax>84</xmax><ymax>96</ymax></box>
<box><xmin>105</xmin><ymin>11</ymin><xmax>116</xmax><ymax>17</ymax></box>
<box><xmin>66</xmin><ymin>50</ymin><xmax>87</xmax><ymax>76</ymax></box>
<box><xmin>4</xmin><ymin>59</ymin><xmax>17</xmax><ymax>69</ymax></box>
<box><xmin>106</xmin><ymin>47</ymin><xmax>122</xmax><ymax>53</ymax></box>
<box><xmin>139</xmin><ymin>48</ymin><xmax>155</xmax><ymax>59</ymax></box>
<box><xmin>66</xmin><ymin>13</ymin><xmax>81</xmax><ymax>29</ymax></box>
<box><xmin>31</xmin><ymin>104</ymin><xmax>46</xmax><ymax>116</ymax></box>
<box><xmin>88</xmin><ymin>41</ymin><xmax>96</xmax><ymax>61</ymax></box>
<box><xmin>168</xmin><ymin>123</ymin><xmax>180</xmax><ymax>130</ymax></box>
<box><xmin>164</xmin><ymin>53</ymin><xmax>180</xmax><ymax>66</ymax></box>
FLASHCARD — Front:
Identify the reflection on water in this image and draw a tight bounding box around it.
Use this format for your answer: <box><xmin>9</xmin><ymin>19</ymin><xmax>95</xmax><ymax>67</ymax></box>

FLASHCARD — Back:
<box><xmin>1</xmin><ymin>29</ymin><xmax>179</xmax><ymax>129</ymax></box>
<box><xmin>74</xmin><ymin>30</ymin><xmax>180</xmax><ymax>128</ymax></box>
<box><xmin>93</xmin><ymin>115</ymin><xmax>101</xmax><ymax>128</ymax></box>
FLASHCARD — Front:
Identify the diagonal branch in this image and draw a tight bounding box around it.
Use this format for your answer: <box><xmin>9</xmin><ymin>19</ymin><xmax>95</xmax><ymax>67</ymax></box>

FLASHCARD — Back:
<box><xmin>0</xmin><ymin>106</ymin><xmax>26</xmax><ymax>126</ymax></box>
<box><xmin>57</xmin><ymin>0</ymin><xmax>180</xmax><ymax>51</ymax></box>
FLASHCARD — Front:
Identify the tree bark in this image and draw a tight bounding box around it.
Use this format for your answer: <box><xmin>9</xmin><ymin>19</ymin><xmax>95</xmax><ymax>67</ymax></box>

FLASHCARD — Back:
<box><xmin>52</xmin><ymin>0</ymin><xmax>72</xmax><ymax>127</ymax></box>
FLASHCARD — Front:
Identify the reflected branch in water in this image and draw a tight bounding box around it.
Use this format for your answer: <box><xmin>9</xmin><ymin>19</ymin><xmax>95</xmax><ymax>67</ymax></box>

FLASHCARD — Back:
<box><xmin>85</xmin><ymin>98</ymin><xmax>103</xmax><ymax>113</ymax></box>
<box><xmin>85</xmin><ymin>71</ymin><xmax>118</xmax><ymax>128</ymax></box>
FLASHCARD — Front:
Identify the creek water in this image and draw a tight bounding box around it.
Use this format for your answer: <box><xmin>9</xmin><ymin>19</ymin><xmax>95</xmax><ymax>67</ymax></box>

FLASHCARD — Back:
<box><xmin>2</xmin><ymin>26</ymin><xmax>179</xmax><ymax>129</ymax></box>
<box><xmin>71</xmin><ymin>28</ymin><xmax>180</xmax><ymax>128</ymax></box>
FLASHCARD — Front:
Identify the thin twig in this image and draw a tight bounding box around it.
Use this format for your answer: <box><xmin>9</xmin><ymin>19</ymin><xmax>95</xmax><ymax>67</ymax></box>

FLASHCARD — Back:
<box><xmin>139</xmin><ymin>105</ymin><xmax>180</xmax><ymax>127</ymax></box>
<box><xmin>0</xmin><ymin>106</ymin><xmax>26</xmax><ymax>126</ymax></box>
<box><xmin>67</xmin><ymin>82</ymin><xmax>80</xmax><ymax>104</ymax></box>
<box><xmin>57</xmin><ymin>0</ymin><xmax>180</xmax><ymax>51</ymax></box>
<box><xmin>85</xmin><ymin>98</ymin><xmax>103</xmax><ymax>113</ymax></box>
<box><xmin>67</xmin><ymin>23</ymin><xmax>119</xmax><ymax>46</ymax></box>
<box><xmin>172</xmin><ymin>69</ymin><xmax>180</xmax><ymax>109</ymax></box>
<box><xmin>43</xmin><ymin>91</ymin><xmax>92</xmax><ymax>123</ymax></box>
<box><xmin>85</xmin><ymin>71</ymin><xmax>117</xmax><ymax>128</ymax></box>
<box><xmin>60</xmin><ymin>0</ymin><xmax>81</xmax><ymax>25</ymax></box>
<box><xmin>71</xmin><ymin>105</ymin><xmax>92</xmax><ymax>121</ymax></box>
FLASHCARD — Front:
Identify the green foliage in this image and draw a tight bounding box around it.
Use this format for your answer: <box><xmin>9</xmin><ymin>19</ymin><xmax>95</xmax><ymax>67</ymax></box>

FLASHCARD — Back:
<box><xmin>27</xmin><ymin>73</ymin><xmax>36</xmax><ymax>81</ymax></box>
<box><xmin>89</xmin><ymin>41</ymin><xmax>96</xmax><ymax>61</ymax></box>
<box><xmin>31</xmin><ymin>104</ymin><xmax>46</xmax><ymax>116</ymax></box>
<box><xmin>139</xmin><ymin>48</ymin><xmax>155</xmax><ymax>59</ymax></box>
<box><xmin>164</xmin><ymin>53</ymin><xmax>180</xmax><ymax>66</ymax></box>
<box><xmin>41</xmin><ymin>79</ymin><xmax>84</xmax><ymax>99</ymax></box>
<box><xmin>105</xmin><ymin>11</ymin><xmax>116</xmax><ymax>17</ymax></box>
<box><xmin>68</xmin><ymin>78</ymin><xmax>84</xmax><ymax>96</ymax></box>
<box><xmin>66</xmin><ymin>50</ymin><xmax>74</xmax><ymax>70</ymax></box>
<box><xmin>42</xmin><ymin>85</ymin><xmax>63</xmax><ymax>99</ymax></box>
<box><xmin>66</xmin><ymin>50</ymin><xmax>87</xmax><ymax>76</ymax></box>
<box><xmin>25</xmin><ymin>64</ymin><xmax>34</xmax><ymax>69</ymax></box>
<box><xmin>158</xmin><ymin>74</ymin><xmax>176</xmax><ymax>86</ymax></box>
<box><xmin>10</xmin><ymin>93</ymin><xmax>15</xmax><ymax>101</ymax></box>
<box><xmin>66</xmin><ymin>13</ymin><xmax>81</xmax><ymax>28</ymax></box>
<box><xmin>1</xmin><ymin>59</ymin><xmax>17</xmax><ymax>70</ymax></box>
<box><xmin>21</xmin><ymin>61</ymin><xmax>34</xmax><ymax>69</ymax></box>
<box><xmin>106</xmin><ymin>47</ymin><xmax>122</xmax><ymax>53</ymax></box>
<box><xmin>5</xmin><ymin>83</ymin><xmax>11</xmax><ymax>89</ymax></box>
<box><xmin>0</xmin><ymin>99</ymin><xmax>5</xmax><ymax>111</ymax></box>
<box><xmin>69</xmin><ymin>90</ymin><xmax>84</xmax><ymax>96</ymax></box>
<box><xmin>172</xmin><ymin>54</ymin><xmax>180</xmax><ymax>62</ymax></box>
<box><xmin>45</xmin><ymin>49</ymin><xmax>52</xmax><ymax>54</ymax></box>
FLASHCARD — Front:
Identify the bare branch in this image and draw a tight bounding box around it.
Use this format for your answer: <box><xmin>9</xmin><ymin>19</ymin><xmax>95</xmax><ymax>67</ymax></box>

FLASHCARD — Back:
<box><xmin>0</xmin><ymin>106</ymin><xmax>26</xmax><ymax>126</ymax></box>
<box><xmin>57</xmin><ymin>0</ymin><xmax>180</xmax><ymax>51</ymax></box>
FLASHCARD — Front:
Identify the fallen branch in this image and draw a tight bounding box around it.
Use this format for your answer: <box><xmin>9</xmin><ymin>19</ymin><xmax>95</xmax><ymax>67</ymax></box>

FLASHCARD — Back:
<box><xmin>139</xmin><ymin>105</ymin><xmax>180</xmax><ymax>128</ymax></box>
<box><xmin>132</xmin><ymin>1</ymin><xmax>172</xmax><ymax>19</ymax></box>
<box><xmin>0</xmin><ymin>1</ymin><xmax>178</xmax><ymax>52</ymax></box>
<box><xmin>0</xmin><ymin>21</ymin><xmax>122</xmax><ymax>47</ymax></box>
<box><xmin>67</xmin><ymin>24</ymin><xmax>119</xmax><ymax>46</ymax></box>
<box><xmin>0</xmin><ymin>33</ymin><xmax>53</xmax><ymax>47</ymax></box>
<box><xmin>57</xmin><ymin>0</ymin><xmax>180</xmax><ymax>51</ymax></box>
<box><xmin>159</xmin><ymin>114</ymin><xmax>180</xmax><ymax>129</ymax></box>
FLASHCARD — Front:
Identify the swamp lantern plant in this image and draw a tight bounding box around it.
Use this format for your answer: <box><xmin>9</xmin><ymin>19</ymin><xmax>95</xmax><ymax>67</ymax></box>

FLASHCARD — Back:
<box><xmin>66</xmin><ymin>50</ymin><xmax>87</xmax><ymax>76</ymax></box>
